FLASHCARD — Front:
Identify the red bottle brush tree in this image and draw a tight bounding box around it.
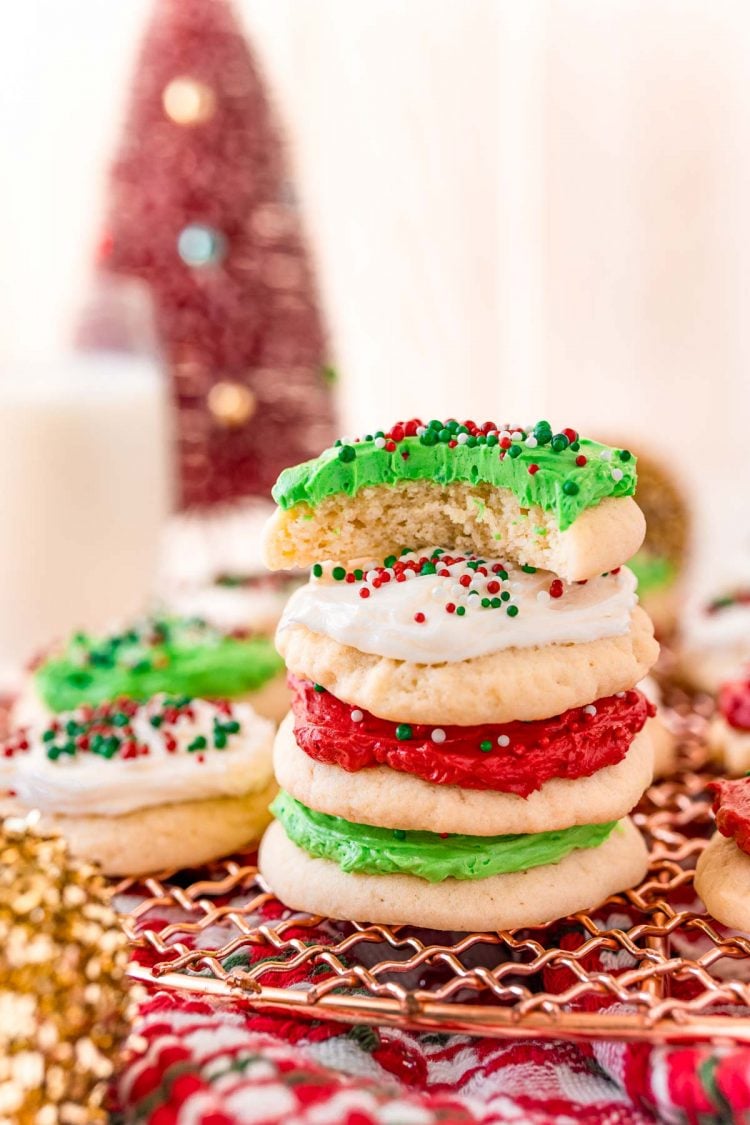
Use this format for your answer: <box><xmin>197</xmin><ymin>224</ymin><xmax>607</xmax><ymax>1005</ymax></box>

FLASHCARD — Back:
<box><xmin>97</xmin><ymin>0</ymin><xmax>336</xmax><ymax>507</ymax></box>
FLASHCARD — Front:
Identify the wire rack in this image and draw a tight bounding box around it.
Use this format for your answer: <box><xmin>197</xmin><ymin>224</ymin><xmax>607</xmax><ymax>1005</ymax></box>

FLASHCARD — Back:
<box><xmin>116</xmin><ymin>698</ymin><xmax>750</xmax><ymax>1046</ymax></box>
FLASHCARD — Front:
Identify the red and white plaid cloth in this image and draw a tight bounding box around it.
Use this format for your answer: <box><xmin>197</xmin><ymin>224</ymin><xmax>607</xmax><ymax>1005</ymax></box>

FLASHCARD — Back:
<box><xmin>116</xmin><ymin>899</ymin><xmax>750</xmax><ymax>1124</ymax></box>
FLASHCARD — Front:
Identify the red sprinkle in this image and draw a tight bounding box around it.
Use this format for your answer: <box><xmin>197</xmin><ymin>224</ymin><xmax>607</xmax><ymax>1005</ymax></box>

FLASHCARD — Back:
<box><xmin>575</xmin><ymin>454</ymin><xmax>587</xmax><ymax>467</ymax></box>
<box><xmin>562</xmin><ymin>427</ymin><xmax>578</xmax><ymax>443</ymax></box>
<box><xmin>385</xmin><ymin>440</ymin><xmax>397</xmax><ymax>453</ymax></box>
<box><xmin>459</xmin><ymin>574</ymin><xmax>472</xmax><ymax>588</ymax></box>
<box><xmin>528</xmin><ymin>463</ymin><xmax>540</xmax><ymax>475</ymax></box>
<box><xmin>486</xmin><ymin>580</ymin><xmax>500</xmax><ymax>594</ymax></box>
<box><xmin>414</xmin><ymin>612</ymin><xmax>426</xmax><ymax>623</ymax></box>
<box><xmin>445</xmin><ymin>602</ymin><xmax>456</xmax><ymax>614</ymax></box>
<box><xmin>549</xmin><ymin>579</ymin><xmax>564</xmax><ymax>598</ymax></box>
<box><xmin>359</xmin><ymin>587</ymin><xmax>371</xmax><ymax>599</ymax></box>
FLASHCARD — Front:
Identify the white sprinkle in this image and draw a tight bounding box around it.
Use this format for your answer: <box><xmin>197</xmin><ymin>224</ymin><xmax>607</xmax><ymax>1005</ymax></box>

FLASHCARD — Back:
<box><xmin>366</xmin><ymin>570</ymin><xmax>379</xmax><ymax>583</ymax></box>
<box><xmin>600</xmin><ymin>449</ymin><xmax>612</xmax><ymax>462</ymax></box>
<box><xmin>431</xmin><ymin>585</ymin><xmax>446</xmax><ymax>601</ymax></box>
<box><xmin>431</xmin><ymin>728</ymin><xmax>447</xmax><ymax>743</ymax></box>
<box><xmin>457</xmin><ymin>431</ymin><xmax>469</xmax><ymax>445</ymax></box>
<box><xmin>511</xmin><ymin>430</ymin><xmax>524</xmax><ymax>440</ymax></box>
<box><xmin>615</xmin><ymin>691</ymin><xmax>626</xmax><ymax>698</ymax></box>
<box><xmin>536</xmin><ymin>590</ymin><xmax>551</xmax><ymax>604</ymax></box>
<box><xmin>499</xmin><ymin>430</ymin><xmax>512</xmax><ymax>441</ymax></box>
<box><xmin>525</xmin><ymin>435</ymin><xmax>538</xmax><ymax>448</ymax></box>
<box><xmin>416</xmin><ymin>425</ymin><xmax>427</xmax><ymax>436</ymax></box>
<box><xmin>583</xmin><ymin>704</ymin><xmax>597</xmax><ymax>716</ymax></box>
<box><xmin>611</xmin><ymin>468</ymin><xmax>624</xmax><ymax>482</ymax></box>
<box><xmin>351</xmin><ymin>709</ymin><xmax>364</xmax><ymax>722</ymax></box>
<box><xmin>497</xmin><ymin>734</ymin><xmax>510</xmax><ymax>747</ymax></box>
<box><xmin>374</xmin><ymin>437</ymin><xmax>386</xmax><ymax>449</ymax></box>
<box><xmin>451</xmin><ymin>583</ymin><xmax>464</xmax><ymax>599</ymax></box>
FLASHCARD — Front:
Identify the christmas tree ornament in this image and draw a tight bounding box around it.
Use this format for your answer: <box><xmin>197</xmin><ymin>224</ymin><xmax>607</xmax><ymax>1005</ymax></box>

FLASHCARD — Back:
<box><xmin>94</xmin><ymin>0</ymin><xmax>337</xmax><ymax>508</ymax></box>
<box><xmin>162</xmin><ymin>75</ymin><xmax>216</xmax><ymax>125</ymax></box>
<box><xmin>0</xmin><ymin>816</ymin><xmax>132</xmax><ymax>1123</ymax></box>
<box><xmin>208</xmin><ymin>380</ymin><xmax>256</xmax><ymax>428</ymax></box>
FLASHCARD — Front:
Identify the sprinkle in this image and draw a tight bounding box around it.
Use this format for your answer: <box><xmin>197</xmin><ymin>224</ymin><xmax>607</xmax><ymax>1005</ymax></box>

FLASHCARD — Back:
<box><xmin>393</xmin><ymin>829</ymin><xmax>407</xmax><ymax>840</ymax></box>
<box><xmin>583</xmin><ymin>704</ymin><xmax>597</xmax><ymax>716</ymax></box>
<box><xmin>431</xmin><ymin>728</ymin><xmax>447</xmax><ymax>743</ymax></box>
<box><xmin>351</xmin><ymin>709</ymin><xmax>364</xmax><ymax>722</ymax></box>
<box><xmin>549</xmin><ymin>579</ymin><xmax>564</xmax><ymax>598</ymax></box>
<box><xmin>506</xmin><ymin>604</ymin><xmax>519</xmax><ymax>617</ymax></box>
<box><xmin>575</xmin><ymin>454</ymin><xmax>587</xmax><ymax>467</ymax></box>
<box><xmin>414</xmin><ymin>612</ymin><xmax>426</xmax><ymax>623</ymax></box>
<box><xmin>619</xmin><ymin>449</ymin><xmax>632</xmax><ymax>461</ymax></box>
<box><xmin>337</xmin><ymin>444</ymin><xmax>356</xmax><ymax>462</ymax></box>
<box><xmin>445</xmin><ymin>602</ymin><xmax>456</xmax><ymax>614</ymax></box>
<box><xmin>611</xmin><ymin>468</ymin><xmax>624</xmax><ymax>482</ymax></box>
<box><xmin>562</xmin><ymin>480</ymin><xmax>579</xmax><ymax>495</ymax></box>
<box><xmin>528</xmin><ymin>463</ymin><xmax>540</xmax><ymax>475</ymax></box>
<box><xmin>525</xmin><ymin>435</ymin><xmax>538</xmax><ymax>448</ymax></box>
<box><xmin>313</xmin><ymin>683</ymin><xmax>326</xmax><ymax>693</ymax></box>
<box><xmin>332</xmin><ymin>565</ymin><xmax>346</xmax><ymax>581</ymax></box>
<box><xmin>479</xmin><ymin>740</ymin><xmax>493</xmax><ymax>753</ymax></box>
<box><xmin>600</xmin><ymin>449</ymin><xmax>613</xmax><ymax>462</ymax></box>
<box><xmin>374</xmin><ymin>436</ymin><xmax>386</xmax><ymax>449</ymax></box>
<box><xmin>536</xmin><ymin>590</ymin><xmax>551</xmax><ymax>604</ymax></box>
<box><xmin>507</xmin><ymin>445</ymin><xmax>522</xmax><ymax>459</ymax></box>
<box><xmin>395</xmin><ymin>724</ymin><xmax>413</xmax><ymax>741</ymax></box>
<box><xmin>497</xmin><ymin>734</ymin><xmax>510</xmax><ymax>747</ymax></box>
<box><xmin>359</xmin><ymin>587</ymin><xmax>371</xmax><ymax>599</ymax></box>
<box><xmin>456</xmin><ymin>605</ymin><xmax>466</xmax><ymax>616</ymax></box>
<box><xmin>457</xmin><ymin>432</ymin><xmax>470</xmax><ymax>444</ymax></box>
<box><xmin>312</xmin><ymin>563</ymin><xmax>323</xmax><ymax>578</ymax></box>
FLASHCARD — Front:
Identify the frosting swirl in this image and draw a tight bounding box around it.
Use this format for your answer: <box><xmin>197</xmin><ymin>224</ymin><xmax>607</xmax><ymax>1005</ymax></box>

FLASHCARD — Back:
<box><xmin>279</xmin><ymin>552</ymin><xmax>638</xmax><ymax>664</ymax></box>
<box><xmin>272</xmin><ymin>791</ymin><xmax>617</xmax><ymax>882</ymax></box>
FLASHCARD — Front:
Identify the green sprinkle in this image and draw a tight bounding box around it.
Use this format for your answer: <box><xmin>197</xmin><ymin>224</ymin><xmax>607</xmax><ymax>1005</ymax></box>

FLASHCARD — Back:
<box><xmin>501</xmin><ymin>591</ymin><xmax>510</xmax><ymax>602</ymax></box>
<box><xmin>42</xmin><ymin>729</ymin><xmax>56</xmax><ymax>742</ymax></box>
<box><xmin>498</xmin><ymin>569</ymin><xmax>509</xmax><ymax>580</ymax></box>
<box><xmin>223</xmin><ymin>720</ymin><xmax>240</xmax><ymax>734</ymax></box>
<box><xmin>456</xmin><ymin>605</ymin><xmax>466</xmax><ymax>616</ymax></box>
<box><xmin>420</xmin><ymin>429</ymin><xmax>438</xmax><ymax>446</ymax></box>
<box><xmin>521</xmin><ymin>564</ymin><xmax>537</xmax><ymax>573</ymax></box>
<box><xmin>312</xmin><ymin>563</ymin><xmax>323</xmax><ymax>578</ymax></box>
<box><xmin>570</xmin><ymin>441</ymin><xmax>580</xmax><ymax>451</ymax></box>
<box><xmin>354</xmin><ymin>569</ymin><xmax>364</xmax><ymax>581</ymax></box>
<box><xmin>479</xmin><ymin>740</ymin><xmax>493</xmax><ymax>753</ymax></box>
<box><xmin>481</xmin><ymin>597</ymin><xmax>491</xmax><ymax>608</ymax></box>
<box><xmin>486</xmin><ymin>433</ymin><xmax>499</xmax><ymax>446</ymax></box>
<box><xmin>438</xmin><ymin>428</ymin><xmax>451</xmax><ymax>442</ymax></box>
<box><xmin>619</xmin><ymin>449</ymin><xmax>632</xmax><ymax>462</ymax></box>
<box><xmin>150</xmin><ymin>715</ymin><xmax>164</xmax><ymax>728</ymax></box>
<box><xmin>188</xmin><ymin>735</ymin><xmax>207</xmax><ymax>752</ymax></box>
<box><xmin>507</xmin><ymin>444</ymin><xmax>521</xmax><ymax>459</ymax></box>
<box><xmin>393</xmin><ymin>829</ymin><xmax>407</xmax><ymax>841</ymax></box>
<box><xmin>506</xmin><ymin>604</ymin><xmax>519</xmax><ymax>617</ymax></box>
<box><xmin>420</xmin><ymin>561</ymin><xmax>437</xmax><ymax>576</ymax></box>
<box><xmin>332</xmin><ymin>566</ymin><xmax>346</xmax><ymax>581</ymax></box>
<box><xmin>214</xmin><ymin>732</ymin><xmax>227</xmax><ymax>749</ymax></box>
<box><xmin>313</xmin><ymin>683</ymin><xmax>326</xmax><ymax>693</ymax></box>
<box><xmin>395</xmin><ymin>724</ymin><xmax>413</xmax><ymax>741</ymax></box>
<box><xmin>337</xmin><ymin>444</ymin><xmax>356</xmax><ymax>462</ymax></box>
<box><xmin>490</xmin><ymin>597</ymin><xmax>502</xmax><ymax>609</ymax></box>
<box><xmin>384</xmin><ymin>555</ymin><xmax>397</xmax><ymax>568</ymax></box>
<box><xmin>551</xmin><ymin>434</ymin><xmax>569</xmax><ymax>452</ymax></box>
<box><xmin>563</xmin><ymin>480</ymin><xmax>580</xmax><ymax>496</ymax></box>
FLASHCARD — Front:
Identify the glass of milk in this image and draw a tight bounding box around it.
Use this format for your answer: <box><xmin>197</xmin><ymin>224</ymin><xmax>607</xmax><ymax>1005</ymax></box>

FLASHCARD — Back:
<box><xmin>0</xmin><ymin>351</ymin><xmax>173</xmax><ymax>686</ymax></box>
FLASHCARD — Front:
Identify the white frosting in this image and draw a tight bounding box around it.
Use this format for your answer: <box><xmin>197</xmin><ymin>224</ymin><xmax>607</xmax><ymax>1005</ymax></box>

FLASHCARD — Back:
<box><xmin>278</xmin><ymin>555</ymin><xmax>638</xmax><ymax>663</ymax></box>
<box><xmin>7</xmin><ymin>697</ymin><xmax>274</xmax><ymax>817</ymax></box>
<box><xmin>165</xmin><ymin>583</ymin><xmax>289</xmax><ymax>635</ymax></box>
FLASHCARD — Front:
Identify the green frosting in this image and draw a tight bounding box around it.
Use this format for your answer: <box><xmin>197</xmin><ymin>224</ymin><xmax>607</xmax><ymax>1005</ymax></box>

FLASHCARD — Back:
<box><xmin>272</xmin><ymin>420</ymin><xmax>636</xmax><ymax>532</ymax></box>
<box><xmin>272</xmin><ymin>791</ymin><xmax>618</xmax><ymax>883</ymax></box>
<box><xmin>34</xmin><ymin>617</ymin><xmax>284</xmax><ymax>714</ymax></box>
<box><xmin>629</xmin><ymin>551</ymin><xmax>676</xmax><ymax>598</ymax></box>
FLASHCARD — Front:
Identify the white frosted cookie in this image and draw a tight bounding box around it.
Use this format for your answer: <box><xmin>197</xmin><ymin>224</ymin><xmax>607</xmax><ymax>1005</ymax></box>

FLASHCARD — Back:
<box><xmin>38</xmin><ymin>780</ymin><xmax>277</xmax><ymax>877</ymax></box>
<box><xmin>278</xmin><ymin>606</ymin><xmax>657</xmax><ymax>725</ymax></box>
<box><xmin>273</xmin><ymin>712</ymin><xmax>653</xmax><ymax>836</ymax></box>
<box><xmin>3</xmin><ymin>694</ymin><xmax>276</xmax><ymax>875</ymax></box>
<box><xmin>708</xmin><ymin>718</ymin><xmax>750</xmax><ymax>776</ymax></box>
<box><xmin>259</xmin><ymin>816</ymin><xmax>648</xmax><ymax>931</ymax></box>
<box><xmin>695</xmin><ymin>833</ymin><xmax>750</xmax><ymax>933</ymax></box>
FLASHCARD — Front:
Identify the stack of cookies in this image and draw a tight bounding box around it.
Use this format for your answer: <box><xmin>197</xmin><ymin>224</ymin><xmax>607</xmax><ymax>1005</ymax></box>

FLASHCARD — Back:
<box><xmin>260</xmin><ymin>418</ymin><xmax>659</xmax><ymax>930</ymax></box>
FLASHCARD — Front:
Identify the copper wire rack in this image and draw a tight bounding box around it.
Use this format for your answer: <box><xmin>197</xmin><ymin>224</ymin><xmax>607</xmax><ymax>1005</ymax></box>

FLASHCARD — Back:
<box><xmin>116</xmin><ymin>697</ymin><xmax>750</xmax><ymax>1046</ymax></box>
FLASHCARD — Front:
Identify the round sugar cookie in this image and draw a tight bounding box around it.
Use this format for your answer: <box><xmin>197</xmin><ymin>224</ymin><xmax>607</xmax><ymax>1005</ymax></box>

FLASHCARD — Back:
<box><xmin>695</xmin><ymin>832</ymin><xmax>750</xmax><ymax>933</ymax></box>
<box><xmin>36</xmin><ymin>778</ymin><xmax>278</xmax><ymax>877</ymax></box>
<box><xmin>273</xmin><ymin>712</ymin><xmax>654</xmax><ymax>836</ymax></box>
<box><xmin>259</xmin><ymin>815</ymin><xmax>649</xmax><ymax>931</ymax></box>
<box><xmin>277</xmin><ymin>606</ymin><xmax>658</xmax><ymax>725</ymax></box>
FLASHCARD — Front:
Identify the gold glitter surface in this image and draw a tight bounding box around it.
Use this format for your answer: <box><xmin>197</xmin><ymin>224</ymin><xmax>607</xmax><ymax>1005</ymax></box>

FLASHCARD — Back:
<box><xmin>0</xmin><ymin>816</ymin><xmax>132</xmax><ymax>1123</ymax></box>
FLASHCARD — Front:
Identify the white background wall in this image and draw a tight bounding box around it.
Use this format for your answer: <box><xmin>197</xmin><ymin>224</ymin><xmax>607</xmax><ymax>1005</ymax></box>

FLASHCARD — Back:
<box><xmin>2</xmin><ymin>1</ymin><xmax>750</xmax><ymax>576</ymax></box>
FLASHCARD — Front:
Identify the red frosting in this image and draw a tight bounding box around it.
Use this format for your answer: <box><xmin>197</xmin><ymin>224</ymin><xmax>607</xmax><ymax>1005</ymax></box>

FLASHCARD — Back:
<box><xmin>709</xmin><ymin>778</ymin><xmax>750</xmax><ymax>856</ymax></box>
<box><xmin>289</xmin><ymin>676</ymin><xmax>653</xmax><ymax>797</ymax></box>
<box><xmin>718</xmin><ymin>679</ymin><xmax>750</xmax><ymax>731</ymax></box>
